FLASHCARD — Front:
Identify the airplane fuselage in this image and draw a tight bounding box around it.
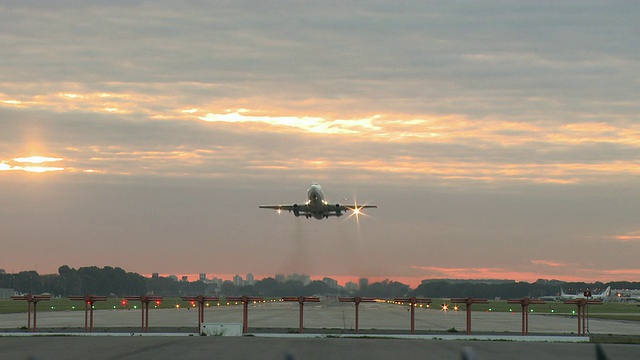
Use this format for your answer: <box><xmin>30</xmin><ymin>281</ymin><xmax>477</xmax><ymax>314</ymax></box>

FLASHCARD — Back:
<box><xmin>306</xmin><ymin>184</ymin><xmax>327</xmax><ymax>219</ymax></box>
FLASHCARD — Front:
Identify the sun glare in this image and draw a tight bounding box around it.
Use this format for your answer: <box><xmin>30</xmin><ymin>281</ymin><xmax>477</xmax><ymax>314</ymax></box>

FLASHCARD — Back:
<box><xmin>0</xmin><ymin>156</ymin><xmax>65</xmax><ymax>173</ymax></box>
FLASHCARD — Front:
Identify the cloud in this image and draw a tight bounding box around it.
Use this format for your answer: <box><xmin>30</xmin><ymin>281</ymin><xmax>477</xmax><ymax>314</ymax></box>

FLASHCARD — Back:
<box><xmin>410</xmin><ymin>264</ymin><xmax>640</xmax><ymax>283</ymax></box>
<box><xmin>530</xmin><ymin>260</ymin><xmax>567</xmax><ymax>268</ymax></box>
<box><xmin>609</xmin><ymin>231</ymin><xmax>640</xmax><ymax>241</ymax></box>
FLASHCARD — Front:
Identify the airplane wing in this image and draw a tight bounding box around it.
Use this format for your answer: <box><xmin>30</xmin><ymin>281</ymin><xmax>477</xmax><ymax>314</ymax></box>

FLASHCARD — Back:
<box><xmin>341</xmin><ymin>205</ymin><xmax>377</xmax><ymax>211</ymax></box>
<box><xmin>259</xmin><ymin>203</ymin><xmax>376</xmax><ymax>218</ymax></box>
<box><xmin>327</xmin><ymin>204</ymin><xmax>377</xmax><ymax>216</ymax></box>
<box><xmin>259</xmin><ymin>204</ymin><xmax>311</xmax><ymax>215</ymax></box>
<box><xmin>259</xmin><ymin>205</ymin><xmax>296</xmax><ymax>211</ymax></box>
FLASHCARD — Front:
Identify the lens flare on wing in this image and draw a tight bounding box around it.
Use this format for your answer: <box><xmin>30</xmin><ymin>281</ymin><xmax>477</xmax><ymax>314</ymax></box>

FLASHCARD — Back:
<box><xmin>346</xmin><ymin>197</ymin><xmax>373</xmax><ymax>226</ymax></box>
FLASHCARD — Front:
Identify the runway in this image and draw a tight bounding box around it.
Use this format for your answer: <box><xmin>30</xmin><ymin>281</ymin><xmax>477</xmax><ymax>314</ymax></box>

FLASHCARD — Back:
<box><xmin>1</xmin><ymin>300</ymin><xmax>638</xmax><ymax>335</ymax></box>
<box><xmin>1</xmin><ymin>300</ymin><xmax>639</xmax><ymax>359</ymax></box>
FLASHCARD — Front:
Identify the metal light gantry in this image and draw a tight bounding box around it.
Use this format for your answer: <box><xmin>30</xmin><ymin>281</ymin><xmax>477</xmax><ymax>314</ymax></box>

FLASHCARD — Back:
<box><xmin>282</xmin><ymin>296</ymin><xmax>321</xmax><ymax>333</ymax></box>
<box><xmin>124</xmin><ymin>295</ymin><xmax>164</xmax><ymax>332</ymax></box>
<box><xmin>564</xmin><ymin>298</ymin><xmax>602</xmax><ymax>336</ymax></box>
<box><xmin>338</xmin><ymin>296</ymin><xmax>377</xmax><ymax>334</ymax></box>
<box><xmin>226</xmin><ymin>295</ymin><xmax>264</xmax><ymax>333</ymax></box>
<box><xmin>180</xmin><ymin>295</ymin><xmax>220</xmax><ymax>332</ymax></box>
<box><xmin>394</xmin><ymin>296</ymin><xmax>432</xmax><ymax>334</ymax></box>
<box><xmin>68</xmin><ymin>295</ymin><xmax>107</xmax><ymax>332</ymax></box>
<box><xmin>11</xmin><ymin>294</ymin><xmax>51</xmax><ymax>332</ymax></box>
<box><xmin>507</xmin><ymin>298</ymin><xmax>546</xmax><ymax>335</ymax></box>
<box><xmin>450</xmin><ymin>297</ymin><xmax>489</xmax><ymax>335</ymax></box>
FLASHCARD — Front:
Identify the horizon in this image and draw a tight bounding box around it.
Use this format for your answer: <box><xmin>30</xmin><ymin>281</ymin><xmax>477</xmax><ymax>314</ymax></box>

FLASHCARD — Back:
<box><xmin>2</xmin><ymin>267</ymin><xmax>633</xmax><ymax>290</ymax></box>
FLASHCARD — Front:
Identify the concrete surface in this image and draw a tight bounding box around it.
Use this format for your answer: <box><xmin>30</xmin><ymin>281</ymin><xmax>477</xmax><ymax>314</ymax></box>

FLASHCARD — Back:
<box><xmin>0</xmin><ymin>336</ymin><xmax>638</xmax><ymax>360</ymax></box>
<box><xmin>1</xmin><ymin>300</ymin><xmax>638</xmax><ymax>335</ymax></box>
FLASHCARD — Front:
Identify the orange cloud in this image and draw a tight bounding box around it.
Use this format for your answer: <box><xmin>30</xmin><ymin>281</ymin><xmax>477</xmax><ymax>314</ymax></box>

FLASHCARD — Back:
<box><xmin>609</xmin><ymin>231</ymin><xmax>640</xmax><ymax>241</ymax></box>
<box><xmin>409</xmin><ymin>265</ymin><xmax>640</xmax><ymax>283</ymax></box>
<box><xmin>530</xmin><ymin>260</ymin><xmax>567</xmax><ymax>267</ymax></box>
<box><xmin>3</xmin><ymin>84</ymin><xmax>640</xmax><ymax>185</ymax></box>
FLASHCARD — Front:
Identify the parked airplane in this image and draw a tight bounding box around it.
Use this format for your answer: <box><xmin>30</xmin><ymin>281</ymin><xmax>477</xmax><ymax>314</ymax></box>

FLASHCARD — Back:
<box><xmin>259</xmin><ymin>183</ymin><xmax>377</xmax><ymax>219</ymax></box>
<box><xmin>560</xmin><ymin>286</ymin><xmax>611</xmax><ymax>300</ymax></box>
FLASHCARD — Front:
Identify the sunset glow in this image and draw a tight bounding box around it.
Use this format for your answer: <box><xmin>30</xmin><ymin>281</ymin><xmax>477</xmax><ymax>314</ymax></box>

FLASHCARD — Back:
<box><xmin>1</xmin><ymin>2</ymin><xmax>639</xmax><ymax>285</ymax></box>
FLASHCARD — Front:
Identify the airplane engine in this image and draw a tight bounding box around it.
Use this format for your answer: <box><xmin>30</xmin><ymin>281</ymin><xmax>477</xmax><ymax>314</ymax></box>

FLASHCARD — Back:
<box><xmin>334</xmin><ymin>204</ymin><xmax>342</xmax><ymax>216</ymax></box>
<box><xmin>293</xmin><ymin>204</ymin><xmax>300</xmax><ymax>217</ymax></box>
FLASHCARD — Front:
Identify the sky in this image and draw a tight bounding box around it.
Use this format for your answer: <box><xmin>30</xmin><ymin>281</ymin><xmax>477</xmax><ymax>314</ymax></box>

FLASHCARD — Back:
<box><xmin>1</xmin><ymin>1</ymin><xmax>639</xmax><ymax>287</ymax></box>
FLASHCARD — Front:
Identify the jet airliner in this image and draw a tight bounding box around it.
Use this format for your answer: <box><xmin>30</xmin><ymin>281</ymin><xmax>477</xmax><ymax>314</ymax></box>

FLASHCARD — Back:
<box><xmin>560</xmin><ymin>286</ymin><xmax>611</xmax><ymax>301</ymax></box>
<box><xmin>259</xmin><ymin>183</ymin><xmax>377</xmax><ymax>219</ymax></box>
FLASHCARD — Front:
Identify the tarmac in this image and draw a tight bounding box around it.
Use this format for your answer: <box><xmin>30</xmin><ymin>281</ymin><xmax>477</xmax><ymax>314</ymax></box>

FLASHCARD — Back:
<box><xmin>1</xmin><ymin>300</ymin><xmax>639</xmax><ymax>359</ymax></box>
<box><xmin>1</xmin><ymin>299</ymin><xmax>638</xmax><ymax>335</ymax></box>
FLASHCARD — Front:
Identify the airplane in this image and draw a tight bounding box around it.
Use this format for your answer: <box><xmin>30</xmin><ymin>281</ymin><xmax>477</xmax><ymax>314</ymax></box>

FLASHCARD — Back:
<box><xmin>259</xmin><ymin>183</ymin><xmax>377</xmax><ymax>219</ymax></box>
<box><xmin>560</xmin><ymin>286</ymin><xmax>611</xmax><ymax>301</ymax></box>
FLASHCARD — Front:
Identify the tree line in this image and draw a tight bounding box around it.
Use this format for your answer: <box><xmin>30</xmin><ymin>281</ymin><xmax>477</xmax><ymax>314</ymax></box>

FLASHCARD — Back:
<box><xmin>1</xmin><ymin>265</ymin><xmax>637</xmax><ymax>299</ymax></box>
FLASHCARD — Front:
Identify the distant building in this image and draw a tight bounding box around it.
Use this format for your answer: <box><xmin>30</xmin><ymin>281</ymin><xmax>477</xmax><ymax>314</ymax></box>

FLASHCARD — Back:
<box><xmin>275</xmin><ymin>274</ymin><xmax>285</xmax><ymax>283</ymax></box>
<box><xmin>345</xmin><ymin>282</ymin><xmax>358</xmax><ymax>292</ymax></box>
<box><xmin>0</xmin><ymin>269</ymin><xmax>6</xmax><ymax>274</ymax></box>
<box><xmin>322</xmin><ymin>277</ymin><xmax>339</xmax><ymax>289</ymax></box>
<box><xmin>181</xmin><ymin>276</ymin><xmax>189</xmax><ymax>282</ymax></box>
<box><xmin>233</xmin><ymin>274</ymin><xmax>244</xmax><ymax>287</ymax></box>
<box><xmin>152</xmin><ymin>273</ymin><xmax>159</xmax><ymax>279</ymax></box>
<box><xmin>359</xmin><ymin>278</ymin><xmax>369</xmax><ymax>289</ymax></box>
<box><xmin>0</xmin><ymin>288</ymin><xmax>14</xmax><ymax>299</ymax></box>
<box><xmin>287</xmin><ymin>274</ymin><xmax>311</xmax><ymax>286</ymax></box>
<box><xmin>246</xmin><ymin>273</ymin><xmax>255</xmax><ymax>285</ymax></box>
<box><xmin>199</xmin><ymin>273</ymin><xmax>207</xmax><ymax>281</ymax></box>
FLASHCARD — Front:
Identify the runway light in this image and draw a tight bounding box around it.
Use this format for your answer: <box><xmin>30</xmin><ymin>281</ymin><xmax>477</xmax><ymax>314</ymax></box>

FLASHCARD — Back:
<box><xmin>453</xmin><ymin>306</ymin><xmax>459</xmax><ymax>311</ymax></box>
<box><xmin>175</xmin><ymin>304</ymin><xmax>180</xmax><ymax>309</ymax></box>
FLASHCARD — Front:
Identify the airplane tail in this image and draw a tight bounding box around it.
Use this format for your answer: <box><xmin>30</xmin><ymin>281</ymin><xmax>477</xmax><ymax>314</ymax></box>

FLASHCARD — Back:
<box><xmin>603</xmin><ymin>286</ymin><xmax>611</xmax><ymax>297</ymax></box>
